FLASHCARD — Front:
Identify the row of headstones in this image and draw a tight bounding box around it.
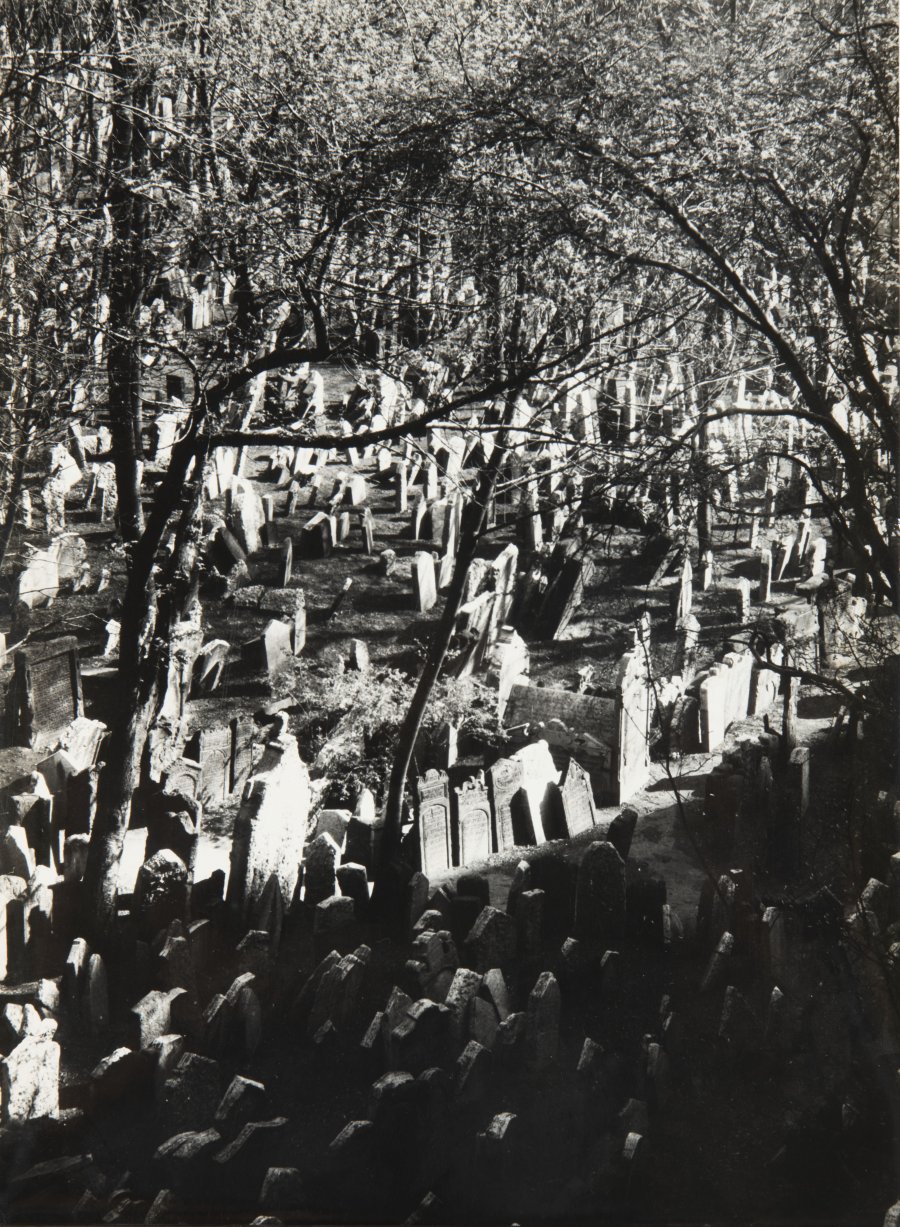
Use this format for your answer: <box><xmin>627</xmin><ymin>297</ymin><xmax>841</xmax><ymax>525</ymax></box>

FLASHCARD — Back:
<box><xmin>417</xmin><ymin>748</ymin><xmax>604</xmax><ymax>878</ymax></box>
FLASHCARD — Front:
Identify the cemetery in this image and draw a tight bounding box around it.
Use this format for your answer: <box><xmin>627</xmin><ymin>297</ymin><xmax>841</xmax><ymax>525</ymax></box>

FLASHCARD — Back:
<box><xmin>1</xmin><ymin>1</ymin><xmax>898</xmax><ymax>1224</ymax></box>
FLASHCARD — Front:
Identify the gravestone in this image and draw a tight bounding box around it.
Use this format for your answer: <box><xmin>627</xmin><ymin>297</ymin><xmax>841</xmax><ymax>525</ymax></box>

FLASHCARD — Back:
<box><xmin>511</xmin><ymin>740</ymin><xmax>560</xmax><ymax>844</ymax></box>
<box><xmin>303</xmin><ymin>833</ymin><xmax>340</xmax><ymax>908</ymax></box>
<box><xmin>230</xmin><ymin>486</ymin><xmax>265</xmax><ymax>555</ymax></box>
<box><xmin>524</xmin><ymin>972</ymin><xmax>560</xmax><ymax>1072</ymax></box>
<box><xmin>418</xmin><ymin>770</ymin><xmax>452</xmax><ymax>877</ymax></box>
<box><xmin>227</xmin><ymin>730</ymin><xmax>310</xmax><ymax>924</ymax></box>
<box><xmin>413</xmin><ymin>552</ymin><xmax>437</xmax><ymax>614</ymax></box>
<box><xmin>758</xmin><ymin>548</ymin><xmax>772</xmax><ymax>602</ymax></box>
<box><xmin>488</xmin><ymin>757</ymin><xmax>524</xmax><ymax>853</ymax></box>
<box><xmin>278</xmin><ymin>540</ymin><xmax>293</xmax><ymax>586</ymax></box>
<box><xmin>1</xmin><ymin>1021</ymin><xmax>60</xmax><ymax>1122</ymax></box>
<box><xmin>8</xmin><ymin>638</ymin><xmax>83</xmax><ymax>748</ymax></box>
<box><xmin>350</xmin><ymin>506</ymin><xmax>372</xmax><ymax>554</ymax></box>
<box><xmin>455</xmin><ymin>776</ymin><xmax>492</xmax><ymax>866</ymax></box>
<box><xmin>557</xmin><ymin>757</ymin><xmax>597</xmax><ymax>837</ymax></box>
<box><xmin>465</xmin><ymin>907</ymin><xmax>516</xmax><ymax>973</ymax></box>
<box><xmin>300</xmin><ymin>512</ymin><xmax>333</xmax><ymax>559</ymax></box>
<box><xmin>574</xmin><ymin>841</ymin><xmax>626</xmax><ymax>946</ymax></box>
<box><xmin>262</xmin><ymin>620</ymin><xmax>293</xmax><ymax>677</ymax></box>
<box><xmin>133</xmin><ymin>851</ymin><xmax>189</xmax><ymax>940</ymax></box>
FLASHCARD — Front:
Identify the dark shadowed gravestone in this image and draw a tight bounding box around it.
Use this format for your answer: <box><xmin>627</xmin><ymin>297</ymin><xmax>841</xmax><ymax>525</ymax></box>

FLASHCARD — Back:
<box><xmin>574</xmin><ymin>841</ymin><xmax>626</xmax><ymax>948</ymax></box>
<box><xmin>133</xmin><ymin>851</ymin><xmax>189</xmax><ymax>940</ymax></box>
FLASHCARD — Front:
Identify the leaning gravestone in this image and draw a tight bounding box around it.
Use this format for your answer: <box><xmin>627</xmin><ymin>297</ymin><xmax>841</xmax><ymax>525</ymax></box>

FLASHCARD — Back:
<box><xmin>557</xmin><ymin>757</ymin><xmax>597</xmax><ymax>837</ymax></box>
<box><xmin>302</xmin><ymin>833</ymin><xmax>340</xmax><ymax>908</ymax></box>
<box><xmin>300</xmin><ymin>512</ymin><xmax>334</xmax><ymax>559</ymax></box>
<box><xmin>488</xmin><ymin>756</ymin><xmax>525</xmax><ymax>853</ymax></box>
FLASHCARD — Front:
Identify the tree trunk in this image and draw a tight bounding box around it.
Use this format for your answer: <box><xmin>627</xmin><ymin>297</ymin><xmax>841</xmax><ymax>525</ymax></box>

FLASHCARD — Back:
<box><xmin>81</xmin><ymin>424</ymin><xmax>205</xmax><ymax>946</ymax></box>
<box><xmin>373</xmin><ymin>395</ymin><xmax>521</xmax><ymax>898</ymax></box>
<box><xmin>0</xmin><ymin>425</ymin><xmax>32</xmax><ymax>573</ymax></box>
<box><xmin>103</xmin><ymin>39</ymin><xmax>150</xmax><ymax>542</ymax></box>
<box><xmin>694</xmin><ymin>415</ymin><xmax>712</xmax><ymax>560</ymax></box>
<box><xmin>81</xmin><ymin>677</ymin><xmax>158</xmax><ymax>944</ymax></box>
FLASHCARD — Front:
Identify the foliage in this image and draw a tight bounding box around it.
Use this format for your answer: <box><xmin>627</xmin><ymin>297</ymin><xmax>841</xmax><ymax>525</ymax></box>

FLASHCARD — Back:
<box><xmin>276</xmin><ymin>659</ymin><xmax>502</xmax><ymax>807</ymax></box>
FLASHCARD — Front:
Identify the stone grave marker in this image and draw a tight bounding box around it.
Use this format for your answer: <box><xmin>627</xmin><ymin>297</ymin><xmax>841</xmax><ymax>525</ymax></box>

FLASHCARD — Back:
<box><xmin>300</xmin><ymin>512</ymin><xmax>333</xmax><ymax>559</ymax></box>
<box><xmin>0</xmin><ymin>1021</ymin><xmax>60</xmax><ymax>1122</ymax></box>
<box><xmin>557</xmin><ymin>756</ymin><xmax>597</xmax><ymax>837</ymax></box>
<box><xmin>278</xmin><ymin>539</ymin><xmax>293</xmax><ymax>585</ymax></box>
<box><xmin>574</xmin><ymin>840</ymin><xmax>626</xmax><ymax>946</ymax></box>
<box><xmin>454</xmin><ymin>775</ymin><xmax>492</xmax><ymax>866</ymax></box>
<box><xmin>758</xmin><ymin>547</ymin><xmax>772</xmax><ymax>601</ymax></box>
<box><xmin>418</xmin><ymin>770</ymin><xmax>452</xmax><ymax>877</ymax></box>
<box><xmin>8</xmin><ymin>638</ymin><xmax>83</xmax><ymax>749</ymax></box>
<box><xmin>227</xmin><ymin>730</ymin><xmax>310</xmax><ymax>924</ymax></box>
<box><xmin>488</xmin><ymin>757</ymin><xmax>524</xmax><ymax>853</ymax></box>
<box><xmin>413</xmin><ymin>552</ymin><xmax>438</xmax><ymax>614</ymax></box>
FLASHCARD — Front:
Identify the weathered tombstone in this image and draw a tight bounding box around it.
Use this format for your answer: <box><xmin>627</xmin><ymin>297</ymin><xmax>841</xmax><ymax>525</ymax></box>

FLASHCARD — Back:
<box><xmin>85</xmin><ymin>952</ymin><xmax>109</xmax><ymax>1037</ymax></box>
<box><xmin>606</xmin><ymin>806</ymin><xmax>638</xmax><ymax>861</ymax></box>
<box><xmin>454</xmin><ymin>776</ymin><xmax>492</xmax><ymax>866</ymax></box>
<box><xmin>488</xmin><ymin>757</ymin><xmax>524</xmax><ymax>853</ymax></box>
<box><xmin>8</xmin><ymin>638</ymin><xmax>83</xmax><ymax>749</ymax></box>
<box><xmin>675</xmin><ymin>558</ymin><xmax>693</xmax><ymax>624</ymax></box>
<box><xmin>300</xmin><ymin>512</ymin><xmax>333</xmax><ymax>559</ymax></box>
<box><xmin>557</xmin><ymin>757</ymin><xmax>597</xmax><ymax>837</ymax></box>
<box><xmin>261</xmin><ymin>620</ymin><xmax>293</xmax><ymax>677</ymax></box>
<box><xmin>574</xmin><ymin>841</ymin><xmax>626</xmax><ymax>947</ymax></box>
<box><xmin>524</xmin><ymin>971</ymin><xmax>560</xmax><ymax>1072</ymax></box>
<box><xmin>511</xmin><ymin>740</ymin><xmax>560</xmax><ymax>844</ymax></box>
<box><xmin>230</xmin><ymin>485</ymin><xmax>265</xmax><ymax>555</ymax></box>
<box><xmin>515</xmin><ymin>889</ymin><xmax>545</xmax><ymax>963</ymax></box>
<box><xmin>413</xmin><ymin>552</ymin><xmax>438</xmax><ymax>614</ymax></box>
<box><xmin>464</xmin><ymin>907</ymin><xmax>516</xmax><ymax>973</ymax></box>
<box><xmin>418</xmin><ymin>770</ymin><xmax>452</xmax><ymax>877</ymax></box>
<box><xmin>756</xmin><ymin>546</ymin><xmax>773</xmax><ymax>604</ymax></box>
<box><xmin>360</xmin><ymin>507</ymin><xmax>375</xmax><ymax>554</ymax></box>
<box><xmin>278</xmin><ymin>539</ymin><xmax>293</xmax><ymax>586</ymax></box>
<box><xmin>226</xmin><ymin>730</ymin><xmax>310</xmax><ymax>923</ymax></box>
<box><xmin>303</xmin><ymin>833</ymin><xmax>340</xmax><ymax>908</ymax></box>
<box><xmin>133</xmin><ymin>851</ymin><xmax>189</xmax><ymax>940</ymax></box>
<box><xmin>130</xmin><ymin>988</ymin><xmax>186</xmax><ymax>1050</ymax></box>
<box><xmin>0</xmin><ymin>1021</ymin><xmax>60</xmax><ymax>1122</ymax></box>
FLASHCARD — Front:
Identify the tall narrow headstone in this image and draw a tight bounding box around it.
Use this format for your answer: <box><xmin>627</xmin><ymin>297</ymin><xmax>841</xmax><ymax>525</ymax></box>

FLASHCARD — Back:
<box><xmin>413</xmin><ymin>552</ymin><xmax>437</xmax><ymax>614</ymax></box>
<box><xmin>454</xmin><ymin>776</ymin><xmax>492</xmax><ymax>867</ymax></box>
<box><xmin>418</xmin><ymin>770</ymin><xmax>452</xmax><ymax>877</ymax></box>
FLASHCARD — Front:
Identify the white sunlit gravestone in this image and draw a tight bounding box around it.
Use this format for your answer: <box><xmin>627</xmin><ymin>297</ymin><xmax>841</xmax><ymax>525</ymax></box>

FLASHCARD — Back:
<box><xmin>413</xmin><ymin>551</ymin><xmax>437</xmax><ymax>613</ymax></box>
<box><xmin>0</xmin><ymin>1020</ymin><xmax>60</xmax><ymax>1122</ymax></box>
<box><xmin>226</xmin><ymin>728</ymin><xmax>311</xmax><ymax>923</ymax></box>
<box><xmin>510</xmin><ymin>740</ymin><xmax>560</xmax><ymax>845</ymax></box>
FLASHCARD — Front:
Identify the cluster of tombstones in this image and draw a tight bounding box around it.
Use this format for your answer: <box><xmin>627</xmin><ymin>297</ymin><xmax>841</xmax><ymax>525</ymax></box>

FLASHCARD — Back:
<box><xmin>416</xmin><ymin>743</ymin><xmax>599</xmax><ymax>878</ymax></box>
<box><xmin>0</xmin><ymin>711</ymin><xmax>649</xmax><ymax>1223</ymax></box>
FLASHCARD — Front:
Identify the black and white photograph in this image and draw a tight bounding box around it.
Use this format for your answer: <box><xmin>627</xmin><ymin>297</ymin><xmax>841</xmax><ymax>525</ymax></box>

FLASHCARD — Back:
<box><xmin>0</xmin><ymin>0</ymin><xmax>898</xmax><ymax>1222</ymax></box>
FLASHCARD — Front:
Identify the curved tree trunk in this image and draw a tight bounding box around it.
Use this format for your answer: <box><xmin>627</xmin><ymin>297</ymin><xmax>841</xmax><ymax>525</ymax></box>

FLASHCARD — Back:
<box><xmin>373</xmin><ymin>394</ymin><xmax>521</xmax><ymax>909</ymax></box>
